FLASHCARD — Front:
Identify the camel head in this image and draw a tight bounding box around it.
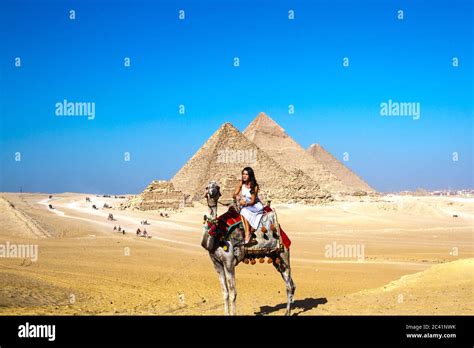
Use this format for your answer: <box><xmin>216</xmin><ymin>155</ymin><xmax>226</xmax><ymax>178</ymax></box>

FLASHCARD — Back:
<box><xmin>205</xmin><ymin>180</ymin><xmax>221</xmax><ymax>200</ymax></box>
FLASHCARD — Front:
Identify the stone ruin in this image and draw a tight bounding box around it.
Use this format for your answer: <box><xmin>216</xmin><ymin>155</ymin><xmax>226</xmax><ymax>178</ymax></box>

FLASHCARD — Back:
<box><xmin>121</xmin><ymin>180</ymin><xmax>193</xmax><ymax>211</ymax></box>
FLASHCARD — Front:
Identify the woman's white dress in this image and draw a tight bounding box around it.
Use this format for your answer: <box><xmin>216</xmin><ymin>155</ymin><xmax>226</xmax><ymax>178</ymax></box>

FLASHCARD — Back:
<box><xmin>240</xmin><ymin>184</ymin><xmax>264</xmax><ymax>229</ymax></box>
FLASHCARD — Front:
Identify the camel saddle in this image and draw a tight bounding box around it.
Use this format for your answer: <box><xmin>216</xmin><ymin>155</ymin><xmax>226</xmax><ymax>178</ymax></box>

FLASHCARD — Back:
<box><xmin>206</xmin><ymin>206</ymin><xmax>291</xmax><ymax>250</ymax></box>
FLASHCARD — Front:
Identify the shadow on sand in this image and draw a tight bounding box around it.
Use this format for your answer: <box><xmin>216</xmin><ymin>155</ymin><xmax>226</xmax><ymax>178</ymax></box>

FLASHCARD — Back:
<box><xmin>255</xmin><ymin>297</ymin><xmax>328</xmax><ymax>316</ymax></box>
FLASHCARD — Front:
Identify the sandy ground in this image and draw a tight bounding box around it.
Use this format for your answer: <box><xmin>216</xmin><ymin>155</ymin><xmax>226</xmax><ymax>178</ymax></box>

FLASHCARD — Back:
<box><xmin>0</xmin><ymin>192</ymin><xmax>472</xmax><ymax>315</ymax></box>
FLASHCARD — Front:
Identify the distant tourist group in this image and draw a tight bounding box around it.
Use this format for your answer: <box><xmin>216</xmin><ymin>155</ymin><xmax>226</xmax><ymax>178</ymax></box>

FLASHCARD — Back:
<box><xmin>113</xmin><ymin>226</ymin><xmax>125</xmax><ymax>235</ymax></box>
<box><xmin>136</xmin><ymin>228</ymin><xmax>151</xmax><ymax>238</ymax></box>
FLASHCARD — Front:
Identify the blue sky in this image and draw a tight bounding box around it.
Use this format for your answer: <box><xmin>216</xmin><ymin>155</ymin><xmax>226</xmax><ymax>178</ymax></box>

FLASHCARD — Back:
<box><xmin>1</xmin><ymin>0</ymin><xmax>472</xmax><ymax>193</ymax></box>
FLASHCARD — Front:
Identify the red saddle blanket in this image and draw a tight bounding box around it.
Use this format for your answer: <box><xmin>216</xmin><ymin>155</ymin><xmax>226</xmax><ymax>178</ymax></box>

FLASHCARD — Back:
<box><xmin>263</xmin><ymin>206</ymin><xmax>291</xmax><ymax>249</ymax></box>
<box><xmin>218</xmin><ymin>205</ymin><xmax>241</xmax><ymax>227</ymax></box>
<box><xmin>207</xmin><ymin>206</ymin><xmax>241</xmax><ymax>240</ymax></box>
<box><xmin>208</xmin><ymin>206</ymin><xmax>291</xmax><ymax>249</ymax></box>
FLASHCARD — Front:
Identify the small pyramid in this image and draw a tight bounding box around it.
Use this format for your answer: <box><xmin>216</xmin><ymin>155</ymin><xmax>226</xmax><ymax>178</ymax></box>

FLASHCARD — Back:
<box><xmin>218</xmin><ymin>174</ymin><xmax>241</xmax><ymax>205</ymax></box>
<box><xmin>307</xmin><ymin>144</ymin><xmax>374</xmax><ymax>193</ymax></box>
<box><xmin>171</xmin><ymin>121</ymin><xmax>330</xmax><ymax>203</ymax></box>
<box><xmin>243</xmin><ymin>113</ymin><xmax>348</xmax><ymax>193</ymax></box>
<box><xmin>123</xmin><ymin>180</ymin><xmax>189</xmax><ymax>210</ymax></box>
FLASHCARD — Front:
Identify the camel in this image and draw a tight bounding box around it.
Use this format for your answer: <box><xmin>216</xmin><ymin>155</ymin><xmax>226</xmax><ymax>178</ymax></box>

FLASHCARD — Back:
<box><xmin>201</xmin><ymin>183</ymin><xmax>295</xmax><ymax>316</ymax></box>
<box><xmin>204</xmin><ymin>180</ymin><xmax>221</xmax><ymax>219</ymax></box>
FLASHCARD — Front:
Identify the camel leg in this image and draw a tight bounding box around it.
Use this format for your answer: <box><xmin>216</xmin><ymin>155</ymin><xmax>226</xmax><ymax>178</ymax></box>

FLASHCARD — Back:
<box><xmin>223</xmin><ymin>262</ymin><xmax>237</xmax><ymax>315</ymax></box>
<box><xmin>274</xmin><ymin>249</ymin><xmax>296</xmax><ymax>316</ymax></box>
<box><xmin>212</xmin><ymin>257</ymin><xmax>230</xmax><ymax>315</ymax></box>
<box><xmin>280</xmin><ymin>266</ymin><xmax>296</xmax><ymax>316</ymax></box>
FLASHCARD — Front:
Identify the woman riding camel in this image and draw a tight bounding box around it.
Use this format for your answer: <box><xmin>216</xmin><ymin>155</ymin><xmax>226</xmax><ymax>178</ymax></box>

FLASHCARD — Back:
<box><xmin>233</xmin><ymin>167</ymin><xmax>264</xmax><ymax>246</ymax></box>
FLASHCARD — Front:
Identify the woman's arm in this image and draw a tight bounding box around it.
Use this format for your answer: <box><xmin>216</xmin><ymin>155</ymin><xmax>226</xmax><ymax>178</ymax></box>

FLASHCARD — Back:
<box><xmin>245</xmin><ymin>185</ymin><xmax>259</xmax><ymax>206</ymax></box>
<box><xmin>232</xmin><ymin>182</ymin><xmax>242</xmax><ymax>200</ymax></box>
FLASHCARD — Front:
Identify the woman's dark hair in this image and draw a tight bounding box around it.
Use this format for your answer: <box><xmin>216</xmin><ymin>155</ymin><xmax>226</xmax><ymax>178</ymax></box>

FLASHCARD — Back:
<box><xmin>242</xmin><ymin>167</ymin><xmax>258</xmax><ymax>194</ymax></box>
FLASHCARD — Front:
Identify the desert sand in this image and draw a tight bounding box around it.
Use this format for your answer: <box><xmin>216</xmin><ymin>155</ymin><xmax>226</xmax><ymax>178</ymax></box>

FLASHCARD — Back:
<box><xmin>0</xmin><ymin>192</ymin><xmax>472</xmax><ymax>315</ymax></box>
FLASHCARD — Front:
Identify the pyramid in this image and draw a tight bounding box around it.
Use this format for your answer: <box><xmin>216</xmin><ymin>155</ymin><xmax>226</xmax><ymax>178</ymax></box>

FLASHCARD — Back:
<box><xmin>307</xmin><ymin>144</ymin><xmax>374</xmax><ymax>193</ymax></box>
<box><xmin>170</xmin><ymin>122</ymin><xmax>330</xmax><ymax>203</ymax></box>
<box><xmin>121</xmin><ymin>180</ymin><xmax>192</xmax><ymax>210</ymax></box>
<box><xmin>218</xmin><ymin>174</ymin><xmax>241</xmax><ymax>205</ymax></box>
<box><xmin>243</xmin><ymin>112</ymin><xmax>349</xmax><ymax>193</ymax></box>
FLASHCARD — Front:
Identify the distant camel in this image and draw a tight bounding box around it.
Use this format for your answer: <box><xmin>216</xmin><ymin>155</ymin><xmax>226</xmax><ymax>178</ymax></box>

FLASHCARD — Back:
<box><xmin>201</xmin><ymin>186</ymin><xmax>295</xmax><ymax>316</ymax></box>
<box><xmin>140</xmin><ymin>229</ymin><xmax>151</xmax><ymax>239</ymax></box>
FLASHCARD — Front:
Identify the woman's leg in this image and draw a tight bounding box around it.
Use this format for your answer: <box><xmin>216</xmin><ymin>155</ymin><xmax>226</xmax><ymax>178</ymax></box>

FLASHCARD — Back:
<box><xmin>241</xmin><ymin>215</ymin><xmax>250</xmax><ymax>242</ymax></box>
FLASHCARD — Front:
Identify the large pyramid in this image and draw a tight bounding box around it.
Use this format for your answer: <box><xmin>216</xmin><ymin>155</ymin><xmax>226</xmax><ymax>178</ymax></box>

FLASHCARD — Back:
<box><xmin>307</xmin><ymin>144</ymin><xmax>374</xmax><ymax>193</ymax></box>
<box><xmin>243</xmin><ymin>112</ymin><xmax>349</xmax><ymax>193</ymax></box>
<box><xmin>133</xmin><ymin>113</ymin><xmax>375</xmax><ymax>210</ymax></box>
<box><xmin>170</xmin><ymin>122</ymin><xmax>330</xmax><ymax>203</ymax></box>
